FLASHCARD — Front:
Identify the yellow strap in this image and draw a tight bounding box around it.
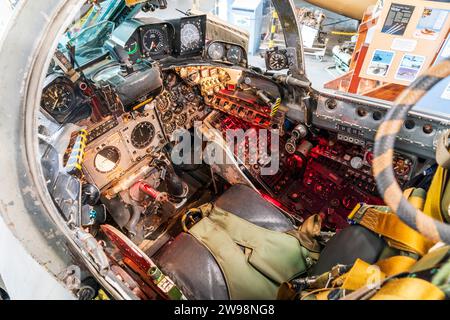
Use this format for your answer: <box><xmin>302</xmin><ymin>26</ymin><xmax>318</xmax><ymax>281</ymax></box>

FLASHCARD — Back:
<box><xmin>337</xmin><ymin>259</ymin><xmax>386</xmax><ymax>291</ymax></box>
<box><xmin>408</xmin><ymin>189</ymin><xmax>427</xmax><ymax>211</ymax></box>
<box><xmin>423</xmin><ymin>166</ymin><xmax>447</xmax><ymax>222</ymax></box>
<box><xmin>358</xmin><ymin>208</ymin><xmax>435</xmax><ymax>256</ymax></box>
<box><xmin>375</xmin><ymin>256</ymin><xmax>417</xmax><ymax>277</ymax></box>
<box><xmin>335</xmin><ymin>256</ymin><xmax>416</xmax><ymax>291</ymax></box>
<box><xmin>370</xmin><ymin>278</ymin><xmax>445</xmax><ymax>300</ymax></box>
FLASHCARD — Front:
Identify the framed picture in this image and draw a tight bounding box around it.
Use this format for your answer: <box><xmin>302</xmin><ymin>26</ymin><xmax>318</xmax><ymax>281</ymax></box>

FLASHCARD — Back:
<box><xmin>414</xmin><ymin>7</ymin><xmax>450</xmax><ymax>40</ymax></box>
<box><xmin>381</xmin><ymin>3</ymin><xmax>415</xmax><ymax>36</ymax></box>
<box><xmin>395</xmin><ymin>54</ymin><xmax>425</xmax><ymax>81</ymax></box>
<box><xmin>367</xmin><ymin>50</ymin><xmax>395</xmax><ymax>77</ymax></box>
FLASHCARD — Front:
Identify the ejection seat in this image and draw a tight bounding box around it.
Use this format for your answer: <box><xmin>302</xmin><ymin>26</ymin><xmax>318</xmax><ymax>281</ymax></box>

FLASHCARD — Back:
<box><xmin>153</xmin><ymin>184</ymin><xmax>387</xmax><ymax>299</ymax></box>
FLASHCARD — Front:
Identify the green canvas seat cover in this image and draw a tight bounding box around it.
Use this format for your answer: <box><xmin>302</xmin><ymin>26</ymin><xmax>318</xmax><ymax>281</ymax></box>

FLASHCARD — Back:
<box><xmin>188</xmin><ymin>205</ymin><xmax>311</xmax><ymax>299</ymax></box>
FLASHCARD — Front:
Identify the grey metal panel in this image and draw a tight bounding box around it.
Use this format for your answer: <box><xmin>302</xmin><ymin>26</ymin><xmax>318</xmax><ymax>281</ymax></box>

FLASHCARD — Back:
<box><xmin>314</xmin><ymin>90</ymin><xmax>450</xmax><ymax>159</ymax></box>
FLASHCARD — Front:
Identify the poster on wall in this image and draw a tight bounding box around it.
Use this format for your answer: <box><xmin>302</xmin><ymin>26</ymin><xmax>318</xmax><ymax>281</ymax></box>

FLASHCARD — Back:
<box><xmin>381</xmin><ymin>3</ymin><xmax>415</xmax><ymax>35</ymax></box>
<box><xmin>367</xmin><ymin>50</ymin><xmax>395</xmax><ymax>76</ymax></box>
<box><xmin>395</xmin><ymin>54</ymin><xmax>425</xmax><ymax>81</ymax></box>
<box><xmin>361</xmin><ymin>0</ymin><xmax>450</xmax><ymax>86</ymax></box>
<box><xmin>414</xmin><ymin>7</ymin><xmax>449</xmax><ymax>40</ymax></box>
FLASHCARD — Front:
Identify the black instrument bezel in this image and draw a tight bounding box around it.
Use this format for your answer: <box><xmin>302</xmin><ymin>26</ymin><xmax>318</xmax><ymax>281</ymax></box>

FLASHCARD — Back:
<box><xmin>139</xmin><ymin>22</ymin><xmax>175</xmax><ymax>59</ymax></box>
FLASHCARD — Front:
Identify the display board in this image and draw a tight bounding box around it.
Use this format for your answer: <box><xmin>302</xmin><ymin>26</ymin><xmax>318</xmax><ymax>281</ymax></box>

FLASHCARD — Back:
<box><xmin>361</xmin><ymin>0</ymin><xmax>450</xmax><ymax>85</ymax></box>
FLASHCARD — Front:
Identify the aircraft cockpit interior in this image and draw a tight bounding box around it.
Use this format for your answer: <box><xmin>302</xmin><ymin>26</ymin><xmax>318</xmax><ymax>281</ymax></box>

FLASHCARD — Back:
<box><xmin>2</xmin><ymin>0</ymin><xmax>450</xmax><ymax>301</ymax></box>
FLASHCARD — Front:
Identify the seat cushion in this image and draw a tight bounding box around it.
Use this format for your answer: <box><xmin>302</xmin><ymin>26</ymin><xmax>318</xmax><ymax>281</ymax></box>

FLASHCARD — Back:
<box><xmin>152</xmin><ymin>184</ymin><xmax>295</xmax><ymax>299</ymax></box>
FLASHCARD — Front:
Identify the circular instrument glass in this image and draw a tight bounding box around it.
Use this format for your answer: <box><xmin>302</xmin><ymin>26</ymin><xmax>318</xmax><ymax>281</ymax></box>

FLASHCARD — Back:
<box><xmin>176</xmin><ymin>113</ymin><xmax>187</xmax><ymax>126</ymax></box>
<box><xmin>180</xmin><ymin>23</ymin><xmax>200</xmax><ymax>51</ymax></box>
<box><xmin>268</xmin><ymin>52</ymin><xmax>288</xmax><ymax>70</ymax></box>
<box><xmin>161</xmin><ymin>110</ymin><xmax>173</xmax><ymax>122</ymax></box>
<box><xmin>207</xmin><ymin>42</ymin><xmax>225</xmax><ymax>60</ymax></box>
<box><xmin>131</xmin><ymin>121</ymin><xmax>155</xmax><ymax>149</ymax></box>
<box><xmin>165</xmin><ymin>122</ymin><xmax>176</xmax><ymax>134</ymax></box>
<box><xmin>142</xmin><ymin>29</ymin><xmax>166</xmax><ymax>55</ymax></box>
<box><xmin>226</xmin><ymin>46</ymin><xmax>243</xmax><ymax>65</ymax></box>
<box><xmin>124</xmin><ymin>39</ymin><xmax>139</xmax><ymax>56</ymax></box>
<box><xmin>94</xmin><ymin>146</ymin><xmax>121</xmax><ymax>173</ymax></box>
<box><xmin>172</xmin><ymin>103</ymin><xmax>184</xmax><ymax>114</ymax></box>
<box><xmin>350</xmin><ymin>156</ymin><xmax>364</xmax><ymax>170</ymax></box>
<box><xmin>41</xmin><ymin>82</ymin><xmax>75</xmax><ymax>114</ymax></box>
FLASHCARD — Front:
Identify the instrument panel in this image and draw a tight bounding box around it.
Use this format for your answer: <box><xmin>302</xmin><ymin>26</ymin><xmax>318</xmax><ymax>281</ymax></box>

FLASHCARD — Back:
<box><xmin>154</xmin><ymin>71</ymin><xmax>210</xmax><ymax>137</ymax></box>
<box><xmin>109</xmin><ymin>15</ymin><xmax>206</xmax><ymax>64</ymax></box>
<box><xmin>313</xmin><ymin>92</ymin><xmax>450</xmax><ymax>159</ymax></box>
<box><xmin>83</xmin><ymin>108</ymin><xmax>165</xmax><ymax>190</ymax></box>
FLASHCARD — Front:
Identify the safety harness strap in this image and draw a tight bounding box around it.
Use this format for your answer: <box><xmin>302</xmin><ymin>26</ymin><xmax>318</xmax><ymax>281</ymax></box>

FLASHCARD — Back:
<box><xmin>424</xmin><ymin>166</ymin><xmax>447</xmax><ymax>222</ymax></box>
<box><xmin>370</xmin><ymin>278</ymin><xmax>445</xmax><ymax>300</ymax></box>
<box><xmin>349</xmin><ymin>205</ymin><xmax>436</xmax><ymax>256</ymax></box>
<box><xmin>333</xmin><ymin>256</ymin><xmax>416</xmax><ymax>291</ymax></box>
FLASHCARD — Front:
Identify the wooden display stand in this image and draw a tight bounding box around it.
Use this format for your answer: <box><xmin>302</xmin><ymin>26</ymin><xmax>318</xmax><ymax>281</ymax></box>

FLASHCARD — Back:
<box><xmin>325</xmin><ymin>0</ymin><xmax>450</xmax><ymax>101</ymax></box>
<box><xmin>324</xmin><ymin>6</ymin><xmax>406</xmax><ymax>101</ymax></box>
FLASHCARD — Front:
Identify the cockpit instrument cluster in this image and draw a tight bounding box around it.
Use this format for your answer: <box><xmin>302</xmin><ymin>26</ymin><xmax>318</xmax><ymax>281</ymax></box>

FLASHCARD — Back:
<box><xmin>83</xmin><ymin>109</ymin><xmax>164</xmax><ymax>190</ymax></box>
<box><xmin>154</xmin><ymin>71</ymin><xmax>210</xmax><ymax>137</ymax></box>
<box><xmin>108</xmin><ymin>15</ymin><xmax>206</xmax><ymax>64</ymax></box>
<box><xmin>205</xmin><ymin>41</ymin><xmax>247</xmax><ymax>67</ymax></box>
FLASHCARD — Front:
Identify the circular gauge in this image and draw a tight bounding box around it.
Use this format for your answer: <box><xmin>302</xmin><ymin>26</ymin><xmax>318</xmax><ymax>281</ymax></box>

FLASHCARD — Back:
<box><xmin>176</xmin><ymin>113</ymin><xmax>187</xmax><ymax>126</ymax></box>
<box><xmin>269</xmin><ymin>52</ymin><xmax>288</xmax><ymax>70</ymax></box>
<box><xmin>94</xmin><ymin>146</ymin><xmax>120</xmax><ymax>173</ymax></box>
<box><xmin>226</xmin><ymin>46</ymin><xmax>244</xmax><ymax>65</ymax></box>
<box><xmin>165</xmin><ymin>122</ymin><xmax>176</xmax><ymax>134</ymax></box>
<box><xmin>131</xmin><ymin>121</ymin><xmax>155</xmax><ymax>149</ymax></box>
<box><xmin>41</xmin><ymin>82</ymin><xmax>75</xmax><ymax>114</ymax></box>
<box><xmin>180</xmin><ymin>23</ymin><xmax>200</xmax><ymax>51</ymax></box>
<box><xmin>172</xmin><ymin>103</ymin><xmax>184</xmax><ymax>114</ymax></box>
<box><xmin>350</xmin><ymin>156</ymin><xmax>364</xmax><ymax>170</ymax></box>
<box><xmin>143</xmin><ymin>29</ymin><xmax>165</xmax><ymax>55</ymax></box>
<box><xmin>124</xmin><ymin>40</ymin><xmax>139</xmax><ymax>56</ymax></box>
<box><xmin>156</xmin><ymin>97</ymin><xmax>169</xmax><ymax>112</ymax></box>
<box><xmin>207</xmin><ymin>42</ymin><xmax>225</xmax><ymax>60</ymax></box>
<box><xmin>393</xmin><ymin>157</ymin><xmax>412</xmax><ymax>176</ymax></box>
<box><xmin>161</xmin><ymin>110</ymin><xmax>173</xmax><ymax>122</ymax></box>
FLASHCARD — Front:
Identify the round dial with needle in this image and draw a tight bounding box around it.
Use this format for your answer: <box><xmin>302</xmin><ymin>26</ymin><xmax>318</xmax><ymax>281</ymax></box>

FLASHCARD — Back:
<box><xmin>131</xmin><ymin>121</ymin><xmax>155</xmax><ymax>149</ymax></box>
<box><xmin>207</xmin><ymin>42</ymin><xmax>225</xmax><ymax>60</ymax></box>
<box><xmin>268</xmin><ymin>52</ymin><xmax>288</xmax><ymax>70</ymax></box>
<box><xmin>143</xmin><ymin>29</ymin><xmax>165</xmax><ymax>55</ymax></box>
<box><xmin>41</xmin><ymin>82</ymin><xmax>74</xmax><ymax>114</ymax></box>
